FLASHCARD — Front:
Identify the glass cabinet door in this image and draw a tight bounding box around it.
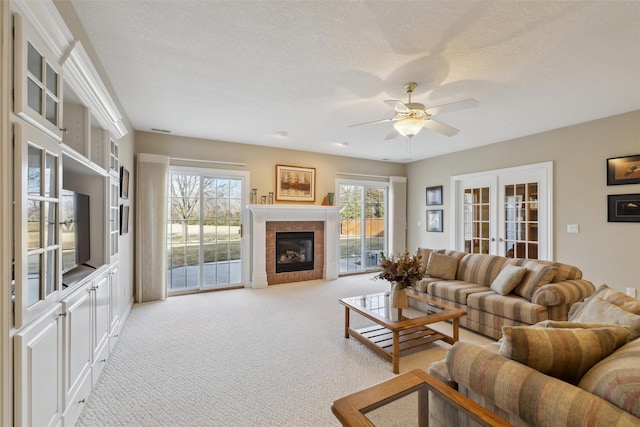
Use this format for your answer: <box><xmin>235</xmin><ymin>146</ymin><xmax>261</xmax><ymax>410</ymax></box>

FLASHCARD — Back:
<box><xmin>14</xmin><ymin>123</ymin><xmax>63</xmax><ymax>328</ymax></box>
<box><xmin>109</xmin><ymin>139</ymin><xmax>119</xmax><ymax>176</ymax></box>
<box><xmin>14</xmin><ymin>14</ymin><xmax>63</xmax><ymax>141</ymax></box>
<box><xmin>109</xmin><ymin>178</ymin><xmax>119</xmax><ymax>261</ymax></box>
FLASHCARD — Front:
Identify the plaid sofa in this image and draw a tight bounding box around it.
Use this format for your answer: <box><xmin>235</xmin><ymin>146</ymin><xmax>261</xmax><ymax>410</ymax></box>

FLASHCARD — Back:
<box><xmin>426</xmin><ymin>284</ymin><xmax>640</xmax><ymax>426</ymax></box>
<box><xmin>427</xmin><ymin>337</ymin><xmax>640</xmax><ymax>426</ymax></box>
<box><xmin>412</xmin><ymin>249</ymin><xmax>595</xmax><ymax>339</ymax></box>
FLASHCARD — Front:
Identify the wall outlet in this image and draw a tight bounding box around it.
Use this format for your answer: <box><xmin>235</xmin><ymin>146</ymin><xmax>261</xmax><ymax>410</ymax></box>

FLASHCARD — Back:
<box><xmin>626</xmin><ymin>288</ymin><xmax>637</xmax><ymax>298</ymax></box>
<box><xmin>567</xmin><ymin>224</ymin><xmax>579</xmax><ymax>233</ymax></box>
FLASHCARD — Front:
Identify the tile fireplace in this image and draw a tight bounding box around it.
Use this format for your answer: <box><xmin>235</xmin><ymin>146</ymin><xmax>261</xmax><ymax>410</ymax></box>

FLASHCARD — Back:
<box><xmin>248</xmin><ymin>205</ymin><xmax>340</xmax><ymax>288</ymax></box>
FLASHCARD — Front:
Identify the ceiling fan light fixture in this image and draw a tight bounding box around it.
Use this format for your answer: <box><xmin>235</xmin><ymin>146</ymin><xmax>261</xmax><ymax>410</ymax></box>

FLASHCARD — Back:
<box><xmin>393</xmin><ymin>117</ymin><xmax>424</xmax><ymax>137</ymax></box>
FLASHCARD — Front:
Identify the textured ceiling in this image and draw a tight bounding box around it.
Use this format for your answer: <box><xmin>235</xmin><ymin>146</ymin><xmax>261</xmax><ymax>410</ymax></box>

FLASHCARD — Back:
<box><xmin>68</xmin><ymin>0</ymin><xmax>640</xmax><ymax>163</ymax></box>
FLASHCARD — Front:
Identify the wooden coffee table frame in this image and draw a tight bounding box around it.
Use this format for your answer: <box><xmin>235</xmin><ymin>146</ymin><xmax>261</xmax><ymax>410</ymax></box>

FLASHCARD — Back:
<box><xmin>331</xmin><ymin>369</ymin><xmax>512</xmax><ymax>427</ymax></box>
<box><xmin>340</xmin><ymin>292</ymin><xmax>465</xmax><ymax>374</ymax></box>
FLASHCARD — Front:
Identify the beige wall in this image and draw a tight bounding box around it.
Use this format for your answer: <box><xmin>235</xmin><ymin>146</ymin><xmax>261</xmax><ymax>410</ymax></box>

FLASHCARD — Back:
<box><xmin>135</xmin><ymin>131</ymin><xmax>407</xmax><ymax>202</ymax></box>
<box><xmin>406</xmin><ymin>110</ymin><xmax>640</xmax><ymax>294</ymax></box>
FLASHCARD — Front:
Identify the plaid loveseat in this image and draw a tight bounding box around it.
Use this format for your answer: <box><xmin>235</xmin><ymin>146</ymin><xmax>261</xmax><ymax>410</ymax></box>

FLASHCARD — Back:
<box><xmin>412</xmin><ymin>249</ymin><xmax>595</xmax><ymax>339</ymax></box>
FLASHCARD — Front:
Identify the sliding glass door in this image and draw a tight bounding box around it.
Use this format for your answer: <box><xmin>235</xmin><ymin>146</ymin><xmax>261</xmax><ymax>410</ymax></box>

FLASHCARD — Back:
<box><xmin>338</xmin><ymin>182</ymin><xmax>387</xmax><ymax>274</ymax></box>
<box><xmin>167</xmin><ymin>168</ymin><xmax>245</xmax><ymax>293</ymax></box>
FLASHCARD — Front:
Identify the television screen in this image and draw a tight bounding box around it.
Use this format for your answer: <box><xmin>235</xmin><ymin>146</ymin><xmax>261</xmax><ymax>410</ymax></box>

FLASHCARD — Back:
<box><xmin>61</xmin><ymin>190</ymin><xmax>90</xmax><ymax>273</ymax></box>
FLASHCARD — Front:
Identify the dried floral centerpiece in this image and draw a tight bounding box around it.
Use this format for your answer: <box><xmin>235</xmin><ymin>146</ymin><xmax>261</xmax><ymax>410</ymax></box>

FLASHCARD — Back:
<box><xmin>374</xmin><ymin>250</ymin><xmax>426</xmax><ymax>309</ymax></box>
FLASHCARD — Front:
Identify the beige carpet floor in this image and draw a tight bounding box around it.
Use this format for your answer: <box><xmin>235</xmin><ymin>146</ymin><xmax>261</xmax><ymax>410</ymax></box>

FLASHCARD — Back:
<box><xmin>76</xmin><ymin>274</ymin><xmax>493</xmax><ymax>426</ymax></box>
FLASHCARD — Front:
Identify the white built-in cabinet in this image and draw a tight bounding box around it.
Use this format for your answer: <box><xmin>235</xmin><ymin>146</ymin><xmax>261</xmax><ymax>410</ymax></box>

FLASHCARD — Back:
<box><xmin>109</xmin><ymin>178</ymin><xmax>120</xmax><ymax>262</ymax></box>
<box><xmin>61</xmin><ymin>279</ymin><xmax>92</xmax><ymax>426</ymax></box>
<box><xmin>14</xmin><ymin>305</ymin><xmax>64</xmax><ymax>427</ymax></box>
<box><xmin>11</xmin><ymin>3</ymin><xmax>128</xmax><ymax>426</ymax></box>
<box><xmin>90</xmin><ymin>272</ymin><xmax>111</xmax><ymax>385</ymax></box>
<box><xmin>108</xmin><ymin>263</ymin><xmax>120</xmax><ymax>350</ymax></box>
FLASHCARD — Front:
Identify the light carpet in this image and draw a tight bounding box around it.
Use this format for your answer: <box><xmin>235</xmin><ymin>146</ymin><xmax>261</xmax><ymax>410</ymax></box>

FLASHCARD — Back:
<box><xmin>76</xmin><ymin>274</ymin><xmax>493</xmax><ymax>426</ymax></box>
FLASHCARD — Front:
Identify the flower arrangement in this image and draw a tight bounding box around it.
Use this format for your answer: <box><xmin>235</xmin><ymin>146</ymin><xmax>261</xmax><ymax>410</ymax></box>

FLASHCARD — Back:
<box><xmin>374</xmin><ymin>250</ymin><xmax>426</xmax><ymax>289</ymax></box>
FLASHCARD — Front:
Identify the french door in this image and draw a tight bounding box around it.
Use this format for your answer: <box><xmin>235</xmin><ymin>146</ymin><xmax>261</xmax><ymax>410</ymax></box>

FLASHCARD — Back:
<box><xmin>452</xmin><ymin>162</ymin><xmax>552</xmax><ymax>260</ymax></box>
<box><xmin>338</xmin><ymin>182</ymin><xmax>388</xmax><ymax>274</ymax></box>
<box><xmin>166</xmin><ymin>168</ymin><xmax>247</xmax><ymax>293</ymax></box>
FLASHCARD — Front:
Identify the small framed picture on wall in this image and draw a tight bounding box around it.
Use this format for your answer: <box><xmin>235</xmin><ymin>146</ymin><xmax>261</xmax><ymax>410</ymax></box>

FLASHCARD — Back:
<box><xmin>120</xmin><ymin>167</ymin><xmax>130</xmax><ymax>199</ymax></box>
<box><xmin>607</xmin><ymin>194</ymin><xmax>640</xmax><ymax>222</ymax></box>
<box><xmin>607</xmin><ymin>154</ymin><xmax>640</xmax><ymax>185</ymax></box>
<box><xmin>120</xmin><ymin>205</ymin><xmax>130</xmax><ymax>235</ymax></box>
<box><xmin>426</xmin><ymin>209</ymin><xmax>443</xmax><ymax>232</ymax></box>
<box><xmin>426</xmin><ymin>186</ymin><xmax>443</xmax><ymax>205</ymax></box>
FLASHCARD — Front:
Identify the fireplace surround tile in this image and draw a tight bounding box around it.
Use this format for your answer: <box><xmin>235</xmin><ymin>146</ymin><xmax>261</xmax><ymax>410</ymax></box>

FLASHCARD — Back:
<box><xmin>249</xmin><ymin>205</ymin><xmax>339</xmax><ymax>288</ymax></box>
<box><xmin>266</xmin><ymin>221</ymin><xmax>324</xmax><ymax>285</ymax></box>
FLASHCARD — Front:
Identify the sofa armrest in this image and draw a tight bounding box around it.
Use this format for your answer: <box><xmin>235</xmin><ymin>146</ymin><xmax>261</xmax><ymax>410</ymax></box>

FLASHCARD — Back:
<box><xmin>531</xmin><ymin>279</ymin><xmax>595</xmax><ymax>306</ymax></box>
<box><xmin>446</xmin><ymin>342</ymin><xmax>638</xmax><ymax>426</ymax></box>
<box><xmin>427</xmin><ymin>360</ymin><xmax>456</xmax><ymax>389</ymax></box>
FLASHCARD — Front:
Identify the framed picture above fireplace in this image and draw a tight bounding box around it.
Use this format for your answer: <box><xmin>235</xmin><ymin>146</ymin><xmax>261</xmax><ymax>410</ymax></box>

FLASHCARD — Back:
<box><xmin>275</xmin><ymin>164</ymin><xmax>316</xmax><ymax>202</ymax></box>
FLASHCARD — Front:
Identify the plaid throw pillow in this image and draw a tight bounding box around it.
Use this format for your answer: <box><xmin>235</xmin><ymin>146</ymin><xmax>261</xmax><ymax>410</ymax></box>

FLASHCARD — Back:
<box><xmin>512</xmin><ymin>262</ymin><xmax>556</xmax><ymax>300</ymax></box>
<box><xmin>499</xmin><ymin>325</ymin><xmax>630</xmax><ymax>384</ymax></box>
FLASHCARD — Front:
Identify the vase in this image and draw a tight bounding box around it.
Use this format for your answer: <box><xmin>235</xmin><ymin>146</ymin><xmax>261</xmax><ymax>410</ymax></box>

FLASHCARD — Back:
<box><xmin>328</xmin><ymin>192</ymin><xmax>335</xmax><ymax>205</ymax></box>
<box><xmin>389</xmin><ymin>282</ymin><xmax>408</xmax><ymax>309</ymax></box>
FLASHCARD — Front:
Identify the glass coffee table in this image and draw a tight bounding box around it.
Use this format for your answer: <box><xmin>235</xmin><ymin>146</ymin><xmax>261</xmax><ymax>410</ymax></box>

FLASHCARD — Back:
<box><xmin>339</xmin><ymin>291</ymin><xmax>466</xmax><ymax>374</ymax></box>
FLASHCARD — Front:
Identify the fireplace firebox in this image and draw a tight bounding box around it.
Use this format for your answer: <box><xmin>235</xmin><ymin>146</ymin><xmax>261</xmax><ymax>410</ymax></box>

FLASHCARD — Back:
<box><xmin>275</xmin><ymin>231</ymin><xmax>314</xmax><ymax>273</ymax></box>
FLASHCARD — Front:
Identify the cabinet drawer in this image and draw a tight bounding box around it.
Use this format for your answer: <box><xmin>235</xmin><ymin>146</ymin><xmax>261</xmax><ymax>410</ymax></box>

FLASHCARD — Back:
<box><xmin>62</xmin><ymin>369</ymin><xmax>91</xmax><ymax>427</ymax></box>
<box><xmin>91</xmin><ymin>340</ymin><xmax>110</xmax><ymax>387</ymax></box>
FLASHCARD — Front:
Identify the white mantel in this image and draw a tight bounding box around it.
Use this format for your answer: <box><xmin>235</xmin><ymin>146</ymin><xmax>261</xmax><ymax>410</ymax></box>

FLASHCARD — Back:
<box><xmin>248</xmin><ymin>205</ymin><xmax>340</xmax><ymax>288</ymax></box>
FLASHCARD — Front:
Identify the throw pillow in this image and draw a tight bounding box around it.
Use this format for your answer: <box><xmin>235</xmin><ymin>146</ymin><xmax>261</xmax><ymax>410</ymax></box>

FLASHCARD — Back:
<box><xmin>490</xmin><ymin>265</ymin><xmax>527</xmax><ymax>295</ymax></box>
<box><xmin>570</xmin><ymin>297</ymin><xmax>640</xmax><ymax>341</ymax></box>
<box><xmin>425</xmin><ymin>252</ymin><xmax>458</xmax><ymax>280</ymax></box>
<box><xmin>512</xmin><ymin>262</ymin><xmax>557</xmax><ymax>300</ymax></box>
<box><xmin>533</xmin><ymin>320</ymin><xmax>632</xmax><ymax>345</ymax></box>
<box><xmin>570</xmin><ymin>284</ymin><xmax>640</xmax><ymax>320</ymax></box>
<box><xmin>567</xmin><ymin>301</ymin><xmax>583</xmax><ymax>319</ymax></box>
<box><xmin>417</xmin><ymin>248</ymin><xmax>435</xmax><ymax>270</ymax></box>
<box><xmin>499</xmin><ymin>325</ymin><xmax>630</xmax><ymax>384</ymax></box>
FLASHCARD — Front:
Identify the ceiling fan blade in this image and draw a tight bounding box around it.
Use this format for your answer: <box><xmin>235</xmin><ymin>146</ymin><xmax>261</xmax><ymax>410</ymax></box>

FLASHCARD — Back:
<box><xmin>423</xmin><ymin>119</ymin><xmax>459</xmax><ymax>137</ymax></box>
<box><xmin>384</xmin><ymin>128</ymin><xmax>399</xmax><ymax>140</ymax></box>
<box><xmin>427</xmin><ymin>98</ymin><xmax>479</xmax><ymax>115</ymax></box>
<box><xmin>348</xmin><ymin>118</ymin><xmax>393</xmax><ymax>128</ymax></box>
<box><xmin>384</xmin><ymin>99</ymin><xmax>409</xmax><ymax>112</ymax></box>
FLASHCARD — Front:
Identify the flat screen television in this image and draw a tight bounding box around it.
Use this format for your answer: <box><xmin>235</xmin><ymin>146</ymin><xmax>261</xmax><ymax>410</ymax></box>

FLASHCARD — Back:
<box><xmin>61</xmin><ymin>189</ymin><xmax>91</xmax><ymax>274</ymax></box>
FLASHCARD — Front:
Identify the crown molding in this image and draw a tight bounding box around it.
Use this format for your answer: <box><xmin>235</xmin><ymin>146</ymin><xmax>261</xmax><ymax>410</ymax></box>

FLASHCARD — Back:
<box><xmin>12</xmin><ymin>0</ymin><xmax>127</xmax><ymax>139</ymax></box>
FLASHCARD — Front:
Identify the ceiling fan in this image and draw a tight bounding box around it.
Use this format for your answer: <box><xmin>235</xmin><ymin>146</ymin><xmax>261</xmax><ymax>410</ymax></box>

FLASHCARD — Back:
<box><xmin>350</xmin><ymin>82</ymin><xmax>478</xmax><ymax>141</ymax></box>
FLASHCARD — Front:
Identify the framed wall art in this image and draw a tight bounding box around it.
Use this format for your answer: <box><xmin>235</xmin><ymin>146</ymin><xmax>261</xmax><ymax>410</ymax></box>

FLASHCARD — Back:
<box><xmin>120</xmin><ymin>204</ymin><xmax>130</xmax><ymax>234</ymax></box>
<box><xmin>120</xmin><ymin>166</ymin><xmax>130</xmax><ymax>199</ymax></box>
<box><xmin>607</xmin><ymin>154</ymin><xmax>640</xmax><ymax>185</ymax></box>
<box><xmin>426</xmin><ymin>209</ymin><xmax>443</xmax><ymax>232</ymax></box>
<box><xmin>426</xmin><ymin>185</ymin><xmax>443</xmax><ymax>205</ymax></box>
<box><xmin>275</xmin><ymin>164</ymin><xmax>316</xmax><ymax>202</ymax></box>
<box><xmin>607</xmin><ymin>194</ymin><xmax>640</xmax><ymax>222</ymax></box>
